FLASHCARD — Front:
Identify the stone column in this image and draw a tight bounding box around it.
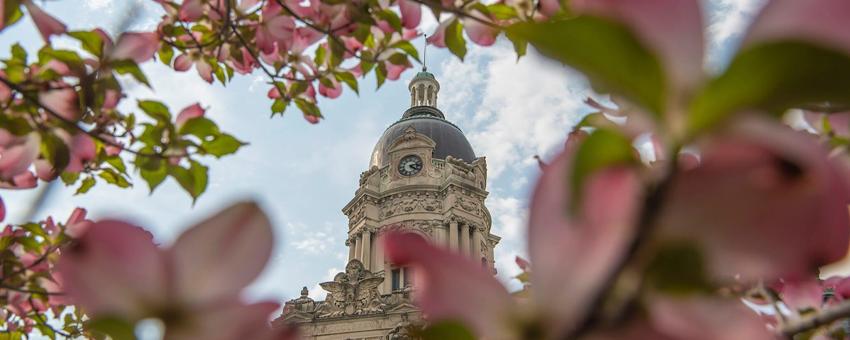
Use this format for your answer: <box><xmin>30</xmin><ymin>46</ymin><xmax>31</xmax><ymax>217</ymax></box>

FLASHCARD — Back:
<box><xmin>354</xmin><ymin>233</ymin><xmax>362</xmax><ymax>261</ymax></box>
<box><xmin>361</xmin><ymin>230</ymin><xmax>372</xmax><ymax>270</ymax></box>
<box><xmin>449</xmin><ymin>219</ymin><xmax>459</xmax><ymax>251</ymax></box>
<box><xmin>348</xmin><ymin>238</ymin><xmax>355</xmax><ymax>261</ymax></box>
<box><xmin>473</xmin><ymin>227</ymin><xmax>483</xmax><ymax>261</ymax></box>
<box><xmin>374</xmin><ymin>232</ymin><xmax>385</xmax><ymax>275</ymax></box>
<box><xmin>460</xmin><ymin>223</ymin><xmax>471</xmax><ymax>256</ymax></box>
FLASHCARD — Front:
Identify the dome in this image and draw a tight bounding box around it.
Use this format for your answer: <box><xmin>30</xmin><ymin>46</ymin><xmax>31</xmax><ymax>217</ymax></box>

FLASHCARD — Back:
<box><xmin>369</xmin><ymin>115</ymin><xmax>476</xmax><ymax>168</ymax></box>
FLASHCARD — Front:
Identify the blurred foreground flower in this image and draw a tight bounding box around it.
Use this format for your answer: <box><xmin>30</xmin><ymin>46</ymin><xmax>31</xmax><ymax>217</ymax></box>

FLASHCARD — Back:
<box><xmin>57</xmin><ymin>201</ymin><xmax>295</xmax><ymax>340</ymax></box>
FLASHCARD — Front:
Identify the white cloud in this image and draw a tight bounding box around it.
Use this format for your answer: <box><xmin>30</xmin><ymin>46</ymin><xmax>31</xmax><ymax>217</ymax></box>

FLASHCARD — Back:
<box><xmin>704</xmin><ymin>0</ymin><xmax>766</xmax><ymax>69</ymax></box>
<box><xmin>439</xmin><ymin>43</ymin><xmax>593</xmax><ymax>179</ymax></box>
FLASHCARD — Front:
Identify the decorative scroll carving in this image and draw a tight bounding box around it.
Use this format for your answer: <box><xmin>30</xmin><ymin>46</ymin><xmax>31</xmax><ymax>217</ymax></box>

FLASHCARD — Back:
<box><xmin>380</xmin><ymin>192</ymin><xmax>443</xmax><ymax>218</ymax></box>
<box><xmin>314</xmin><ymin>260</ymin><xmax>385</xmax><ymax>318</ymax></box>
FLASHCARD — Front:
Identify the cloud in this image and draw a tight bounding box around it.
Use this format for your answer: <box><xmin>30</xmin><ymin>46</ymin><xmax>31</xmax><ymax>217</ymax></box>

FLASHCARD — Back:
<box><xmin>704</xmin><ymin>0</ymin><xmax>767</xmax><ymax>69</ymax></box>
<box><xmin>438</xmin><ymin>43</ymin><xmax>594</xmax><ymax>179</ymax></box>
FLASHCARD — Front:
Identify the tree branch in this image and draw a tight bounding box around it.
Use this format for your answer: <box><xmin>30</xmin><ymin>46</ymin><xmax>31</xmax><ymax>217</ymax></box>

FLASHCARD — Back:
<box><xmin>781</xmin><ymin>300</ymin><xmax>850</xmax><ymax>337</ymax></box>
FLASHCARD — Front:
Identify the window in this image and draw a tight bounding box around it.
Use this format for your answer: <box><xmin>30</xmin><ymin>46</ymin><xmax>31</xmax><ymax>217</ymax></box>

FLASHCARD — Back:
<box><xmin>391</xmin><ymin>269</ymin><xmax>401</xmax><ymax>291</ymax></box>
<box><xmin>403</xmin><ymin>267</ymin><xmax>413</xmax><ymax>287</ymax></box>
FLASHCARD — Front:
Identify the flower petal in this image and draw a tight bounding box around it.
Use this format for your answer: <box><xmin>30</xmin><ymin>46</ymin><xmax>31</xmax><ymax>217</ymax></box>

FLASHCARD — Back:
<box><xmin>39</xmin><ymin>87</ymin><xmax>80</xmax><ymax>121</ymax></box>
<box><xmin>23</xmin><ymin>1</ymin><xmax>67</xmax><ymax>42</ymax></box>
<box><xmin>384</xmin><ymin>232</ymin><xmax>514</xmax><ymax>338</ymax></box>
<box><xmin>174</xmin><ymin>54</ymin><xmax>193</xmax><ymax>72</ymax></box>
<box><xmin>179</xmin><ymin>0</ymin><xmax>204</xmax><ymax>21</ymax></box>
<box><xmin>0</xmin><ymin>196</ymin><xmax>5</xmax><ymax>222</ymax></box>
<box><xmin>650</xmin><ymin>296</ymin><xmax>772</xmax><ymax>339</ymax></box>
<box><xmin>196</xmin><ymin>59</ymin><xmax>214</xmax><ymax>83</ymax></box>
<box><xmin>398</xmin><ymin>0</ymin><xmax>421</xmax><ymax>29</ymax></box>
<box><xmin>57</xmin><ymin>220</ymin><xmax>168</xmax><ymax>320</ymax></box>
<box><xmin>176</xmin><ymin>103</ymin><xmax>206</xmax><ymax>127</ymax></box>
<box><xmin>570</xmin><ymin>0</ymin><xmax>705</xmax><ymax>95</ymax></box>
<box><xmin>528</xmin><ymin>148</ymin><xmax>641</xmax><ymax>337</ymax></box>
<box><xmin>170</xmin><ymin>201</ymin><xmax>274</xmax><ymax>305</ymax></box>
<box><xmin>745</xmin><ymin>0</ymin><xmax>850</xmax><ymax>55</ymax></box>
<box><xmin>0</xmin><ymin>133</ymin><xmax>40</xmax><ymax>179</ymax></box>
<box><xmin>111</xmin><ymin>32</ymin><xmax>160</xmax><ymax>63</ymax></box>
<box><xmin>659</xmin><ymin>118</ymin><xmax>850</xmax><ymax>282</ymax></box>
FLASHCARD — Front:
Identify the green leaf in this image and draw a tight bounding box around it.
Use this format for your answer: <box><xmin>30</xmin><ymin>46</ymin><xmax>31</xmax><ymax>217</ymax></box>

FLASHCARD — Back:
<box><xmin>75</xmin><ymin>176</ymin><xmax>96</xmax><ymax>195</ymax></box>
<box><xmin>415</xmin><ymin>321</ymin><xmax>475</xmax><ymax>340</ymax></box>
<box><xmin>390</xmin><ymin>40</ymin><xmax>420</xmax><ymax>62</ymax></box>
<box><xmin>105</xmin><ymin>155</ymin><xmax>127</xmax><ymax>174</ymax></box>
<box><xmin>98</xmin><ymin>168</ymin><xmax>131</xmax><ymax>188</ymax></box>
<box><xmin>10</xmin><ymin>43</ymin><xmax>27</xmax><ymax>63</ymax></box>
<box><xmin>138</xmin><ymin>156</ymin><xmax>168</xmax><ymax>193</ymax></box>
<box><xmin>169</xmin><ymin>160</ymin><xmax>208</xmax><ymax>201</ymax></box>
<box><xmin>2</xmin><ymin>1</ymin><xmax>23</xmax><ymax>30</ymax></box>
<box><xmin>504</xmin><ymin>29</ymin><xmax>527</xmax><ymax>60</ymax></box>
<box><xmin>111</xmin><ymin>59</ymin><xmax>151</xmax><ymax>87</ymax></box>
<box><xmin>294</xmin><ymin>98</ymin><xmax>322</xmax><ymax>119</ymax></box>
<box><xmin>178</xmin><ymin>117</ymin><xmax>219</xmax><ymax>138</ymax></box>
<box><xmin>86</xmin><ymin>317</ymin><xmax>136</xmax><ymax>340</ymax></box>
<box><xmin>377</xmin><ymin>9</ymin><xmax>403</xmax><ymax>32</ymax></box>
<box><xmin>69</xmin><ymin>31</ymin><xmax>104</xmax><ymax>57</ymax></box>
<box><xmin>158</xmin><ymin>45</ymin><xmax>174</xmax><ymax>65</ymax></box>
<box><xmin>41</xmin><ymin>133</ymin><xmax>70</xmax><ymax>172</ymax></box>
<box><xmin>445</xmin><ymin>19</ymin><xmax>467</xmax><ymax>61</ymax></box>
<box><xmin>335</xmin><ymin>71</ymin><xmax>359</xmax><ymax>95</ymax></box>
<box><xmin>39</xmin><ymin>48</ymin><xmax>85</xmax><ymax>70</ymax></box>
<box><xmin>508</xmin><ymin>17</ymin><xmax>666</xmax><ymax>116</ymax></box>
<box><xmin>137</xmin><ymin>100</ymin><xmax>172</xmax><ymax>122</ymax></box>
<box><xmin>645</xmin><ymin>242</ymin><xmax>713</xmax><ymax>295</ymax></box>
<box><xmin>375</xmin><ymin>62</ymin><xmax>387</xmax><ymax>89</ymax></box>
<box><xmin>689</xmin><ymin>41</ymin><xmax>850</xmax><ymax>135</ymax></box>
<box><xmin>487</xmin><ymin>3</ymin><xmax>518</xmax><ymax>20</ymax></box>
<box><xmin>271</xmin><ymin>98</ymin><xmax>288</xmax><ymax>115</ymax></box>
<box><xmin>202</xmin><ymin>133</ymin><xmax>244</xmax><ymax>157</ymax></box>
<box><xmin>571</xmin><ymin>128</ymin><xmax>636</xmax><ymax>211</ymax></box>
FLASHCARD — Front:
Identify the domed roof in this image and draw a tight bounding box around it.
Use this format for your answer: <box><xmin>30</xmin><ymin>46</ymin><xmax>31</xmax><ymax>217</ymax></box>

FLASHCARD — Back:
<box><xmin>369</xmin><ymin>115</ymin><xmax>476</xmax><ymax>168</ymax></box>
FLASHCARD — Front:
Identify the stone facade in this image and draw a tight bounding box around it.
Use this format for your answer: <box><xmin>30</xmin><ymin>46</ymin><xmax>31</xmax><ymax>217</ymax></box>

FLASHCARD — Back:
<box><xmin>273</xmin><ymin>70</ymin><xmax>500</xmax><ymax>339</ymax></box>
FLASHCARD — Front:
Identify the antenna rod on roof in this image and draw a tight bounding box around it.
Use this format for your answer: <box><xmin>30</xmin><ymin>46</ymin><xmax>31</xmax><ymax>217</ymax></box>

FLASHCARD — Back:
<box><xmin>422</xmin><ymin>34</ymin><xmax>428</xmax><ymax>72</ymax></box>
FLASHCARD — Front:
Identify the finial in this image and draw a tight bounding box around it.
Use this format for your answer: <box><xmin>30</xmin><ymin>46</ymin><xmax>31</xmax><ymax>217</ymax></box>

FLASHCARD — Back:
<box><xmin>422</xmin><ymin>34</ymin><xmax>428</xmax><ymax>72</ymax></box>
<box><xmin>300</xmin><ymin>286</ymin><xmax>309</xmax><ymax>297</ymax></box>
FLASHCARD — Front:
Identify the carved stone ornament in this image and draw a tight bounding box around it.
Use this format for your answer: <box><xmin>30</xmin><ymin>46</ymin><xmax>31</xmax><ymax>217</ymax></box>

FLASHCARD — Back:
<box><xmin>314</xmin><ymin>259</ymin><xmax>386</xmax><ymax>318</ymax></box>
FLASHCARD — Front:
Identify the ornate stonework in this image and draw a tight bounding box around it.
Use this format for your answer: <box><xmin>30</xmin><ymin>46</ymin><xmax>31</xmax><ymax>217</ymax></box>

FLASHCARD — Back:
<box><xmin>274</xmin><ymin>71</ymin><xmax>500</xmax><ymax>339</ymax></box>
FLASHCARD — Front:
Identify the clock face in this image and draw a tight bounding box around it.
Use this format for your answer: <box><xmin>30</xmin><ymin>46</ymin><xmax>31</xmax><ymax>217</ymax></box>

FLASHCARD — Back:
<box><xmin>398</xmin><ymin>155</ymin><xmax>423</xmax><ymax>176</ymax></box>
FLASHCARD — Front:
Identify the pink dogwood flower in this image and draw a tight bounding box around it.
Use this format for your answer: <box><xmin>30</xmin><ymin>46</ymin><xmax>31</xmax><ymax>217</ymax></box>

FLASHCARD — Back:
<box><xmin>57</xmin><ymin>201</ymin><xmax>295</xmax><ymax>339</ymax></box>
<box><xmin>22</xmin><ymin>0</ymin><xmax>66</xmax><ymax>42</ymax></box>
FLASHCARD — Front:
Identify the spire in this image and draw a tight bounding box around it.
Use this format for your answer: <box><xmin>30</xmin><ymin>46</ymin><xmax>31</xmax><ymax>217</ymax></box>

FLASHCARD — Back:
<box><xmin>408</xmin><ymin>68</ymin><xmax>439</xmax><ymax>108</ymax></box>
<box><xmin>402</xmin><ymin>37</ymin><xmax>444</xmax><ymax>119</ymax></box>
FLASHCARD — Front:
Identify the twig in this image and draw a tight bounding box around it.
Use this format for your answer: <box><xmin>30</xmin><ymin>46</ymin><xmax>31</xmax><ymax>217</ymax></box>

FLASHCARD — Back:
<box><xmin>781</xmin><ymin>299</ymin><xmax>850</xmax><ymax>337</ymax></box>
<box><xmin>0</xmin><ymin>76</ymin><xmax>178</xmax><ymax>159</ymax></box>
<box><xmin>565</xmin><ymin>157</ymin><xmax>679</xmax><ymax>339</ymax></box>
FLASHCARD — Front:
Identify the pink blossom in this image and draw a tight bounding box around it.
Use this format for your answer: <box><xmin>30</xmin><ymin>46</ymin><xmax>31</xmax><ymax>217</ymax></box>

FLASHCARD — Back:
<box><xmin>255</xmin><ymin>6</ymin><xmax>296</xmax><ymax>54</ymax></box>
<box><xmin>0</xmin><ymin>196</ymin><xmax>5</xmax><ymax>222</ymax></box>
<box><xmin>462</xmin><ymin>11</ymin><xmax>498</xmax><ymax>47</ymax></box>
<box><xmin>110</xmin><ymin>32</ymin><xmax>160</xmax><ymax>63</ymax></box>
<box><xmin>64</xmin><ymin>207</ymin><xmax>92</xmax><ymax>238</ymax></box>
<box><xmin>303</xmin><ymin>114</ymin><xmax>320</xmax><ymax>124</ymax></box>
<box><xmin>23</xmin><ymin>0</ymin><xmax>67</xmax><ymax>42</ymax></box>
<box><xmin>176</xmin><ymin>103</ymin><xmax>206</xmax><ymax>127</ymax></box>
<box><xmin>426</xmin><ymin>21</ymin><xmax>450</xmax><ymax>48</ymax></box>
<box><xmin>658</xmin><ymin>118</ymin><xmax>850</xmax><ymax>282</ymax></box>
<box><xmin>398</xmin><ymin>0</ymin><xmax>421</xmax><ymax>29</ymax></box>
<box><xmin>58</xmin><ymin>202</ymin><xmax>294</xmax><ymax>338</ymax></box>
<box><xmin>745</xmin><ymin>0</ymin><xmax>850</xmax><ymax>56</ymax></box>
<box><xmin>39</xmin><ymin>87</ymin><xmax>80</xmax><ymax>121</ymax></box>
<box><xmin>318</xmin><ymin>77</ymin><xmax>342</xmax><ymax>99</ymax></box>
<box><xmin>65</xmin><ymin>134</ymin><xmax>97</xmax><ymax>174</ymax></box>
<box><xmin>179</xmin><ymin>0</ymin><xmax>205</xmax><ymax>21</ymax></box>
<box><xmin>570</xmin><ymin>0</ymin><xmax>705</xmax><ymax>97</ymax></box>
<box><xmin>0</xmin><ymin>133</ymin><xmax>40</xmax><ymax>180</ymax></box>
<box><xmin>803</xmin><ymin>110</ymin><xmax>850</xmax><ymax>137</ymax></box>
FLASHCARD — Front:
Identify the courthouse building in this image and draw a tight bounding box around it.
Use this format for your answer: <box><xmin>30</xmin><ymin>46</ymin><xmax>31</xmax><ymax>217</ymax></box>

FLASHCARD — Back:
<box><xmin>272</xmin><ymin>70</ymin><xmax>501</xmax><ymax>339</ymax></box>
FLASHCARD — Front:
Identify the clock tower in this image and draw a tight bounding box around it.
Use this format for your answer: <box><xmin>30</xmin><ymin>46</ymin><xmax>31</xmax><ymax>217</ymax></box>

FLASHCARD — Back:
<box><xmin>274</xmin><ymin>70</ymin><xmax>501</xmax><ymax>338</ymax></box>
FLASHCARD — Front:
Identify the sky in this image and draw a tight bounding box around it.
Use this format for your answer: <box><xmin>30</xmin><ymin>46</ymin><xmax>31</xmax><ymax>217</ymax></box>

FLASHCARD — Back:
<box><xmin>1</xmin><ymin>0</ymin><xmax>766</xmax><ymax>309</ymax></box>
